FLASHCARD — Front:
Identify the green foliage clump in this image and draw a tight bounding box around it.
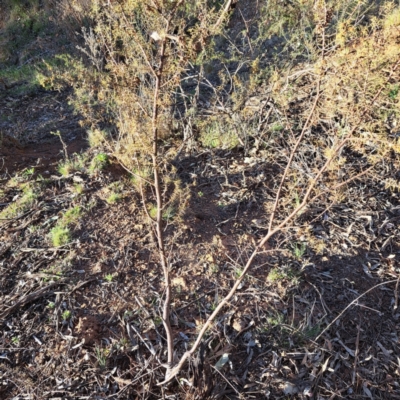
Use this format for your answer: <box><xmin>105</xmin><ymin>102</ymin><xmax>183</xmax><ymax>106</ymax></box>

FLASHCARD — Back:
<box><xmin>0</xmin><ymin>183</ymin><xmax>37</xmax><ymax>220</ymax></box>
<box><xmin>63</xmin><ymin>0</ymin><xmax>228</xmax><ymax>169</ymax></box>
<box><xmin>258</xmin><ymin>1</ymin><xmax>400</xmax><ymax>226</ymax></box>
<box><xmin>57</xmin><ymin>153</ymin><xmax>88</xmax><ymax>177</ymax></box>
<box><xmin>162</xmin><ymin>205</ymin><xmax>176</xmax><ymax>222</ymax></box>
<box><xmin>49</xmin><ymin>206</ymin><xmax>83</xmax><ymax>247</ymax></box>
<box><xmin>0</xmin><ymin>54</ymin><xmax>86</xmax><ymax>98</ymax></box>
<box><xmin>62</xmin><ymin>310</ymin><xmax>72</xmax><ymax>320</ymax></box>
<box><xmin>87</xmin><ymin>129</ymin><xmax>108</xmax><ymax>148</ymax></box>
<box><xmin>105</xmin><ymin>181</ymin><xmax>123</xmax><ymax>205</ymax></box>
<box><xmin>129</xmin><ymin>166</ymin><xmax>153</xmax><ymax>189</ymax></box>
<box><xmin>57</xmin><ymin>162</ymin><xmax>72</xmax><ymax>177</ymax></box>
<box><xmin>60</xmin><ymin>206</ymin><xmax>81</xmax><ymax>226</ymax></box>
<box><xmin>35</xmin><ymin>54</ymin><xmax>87</xmax><ymax>91</ymax></box>
<box><xmin>72</xmin><ymin>183</ymin><xmax>84</xmax><ymax>195</ymax></box>
<box><xmin>0</xmin><ymin>0</ymin><xmax>48</xmax><ymax>64</ymax></box>
<box><xmin>106</xmin><ymin>192</ymin><xmax>122</xmax><ymax>204</ymax></box>
<box><xmin>148</xmin><ymin>204</ymin><xmax>158</xmax><ymax>219</ymax></box>
<box><xmin>200</xmin><ymin>120</ymin><xmax>240</xmax><ymax>150</ymax></box>
<box><xmin>267</xmin><ymin>266</ymin><xmax>299</xmax><ymax>284</ymax></box>
<box><xmin>89</xmin><ymin>153</ymin><xmax>108</xmax><ymax>173</ymax></box>
<box><xmin>49</xmin><ymin>225</ymin><xmax>71</xmax><ymax>247</ymax></box>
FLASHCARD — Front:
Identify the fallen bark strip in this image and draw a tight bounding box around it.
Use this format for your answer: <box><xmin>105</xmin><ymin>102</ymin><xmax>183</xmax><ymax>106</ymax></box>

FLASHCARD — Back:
<box><xmin>0</xmin><ymin>280</ymin><xmax>67</xmax><ymax>320</ymax></box>
<box><xmin>20</xmin><ymin>244</ymin><xmax>75</xmax><ymax>253</ymax></box>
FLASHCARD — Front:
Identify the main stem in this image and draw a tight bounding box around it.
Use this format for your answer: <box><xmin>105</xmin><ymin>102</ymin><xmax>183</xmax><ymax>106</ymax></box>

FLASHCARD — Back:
<box><xmin>147</xmin><ymin>1</ymin><xmax>239</xmax><ymax>379</ymax></box>
<box><xmin>151</xmin><ymin>35</ymin><xmax>174</xmax><ymax>370</ymax></box>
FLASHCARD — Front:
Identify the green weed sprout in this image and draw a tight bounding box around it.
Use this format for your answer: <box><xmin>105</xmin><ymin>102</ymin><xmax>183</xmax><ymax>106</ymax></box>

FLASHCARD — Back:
<box><xmin>62</xmin><ymin>310</ymin><xmax>71</xmax><ymax>320</ymax></box>
<box><xmin>50</xmin><ymin>225</ymin><xmax>71</xmax><ymax>247</ymax></box>
<box><xmin>106</xmin><ymin>192</ymin><xmax>122</xmax><ymax>204</ymax></box>
<box><xmin>90</xmin><ymin>153</ymin><xmax>109</xmax><ymax>172</ymax></box>
<box><xmin>61</xmin><ymin>206</ymin><xmax>81</xmax><ymax>225</ymax></box>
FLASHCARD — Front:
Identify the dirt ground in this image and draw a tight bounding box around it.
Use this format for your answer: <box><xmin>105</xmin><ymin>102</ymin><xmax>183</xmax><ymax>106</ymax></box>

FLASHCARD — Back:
<box><xmin>1</xmin><ymin>84</ymin><xmax>399</xmax><ymax>399</ymax></box>
<box><xmin>1</xmin><ymin>1</ymin><xmax>400</xmax><ymax>398</ymax></box>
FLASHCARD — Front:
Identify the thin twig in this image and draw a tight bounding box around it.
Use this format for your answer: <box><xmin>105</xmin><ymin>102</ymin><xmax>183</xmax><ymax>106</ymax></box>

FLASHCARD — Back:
<box><xmin>315</xmin><ymin>279</ymin><xmax>398</xmax><ymax>341</ymax></box>
<box><xmin>0</xmin><ymin>281</ymin><xmax>67</xmax><ymax>320</ymax></box>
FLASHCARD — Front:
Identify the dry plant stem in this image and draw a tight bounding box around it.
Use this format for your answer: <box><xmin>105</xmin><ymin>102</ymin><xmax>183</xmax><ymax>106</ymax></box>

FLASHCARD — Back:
<box><xmin>315</xmin><ymin>279</ymin><xmax>398</xmax><ymax>341</ymax></box>
<box><xmin>268</xmin><ymin>78</ymin><xmax>322</xmax><ymax>232</ymax></box>
<box><xmin>213</xmin><ymin>0</ymin><xmax>234</xmax><ymax>32</ymax></box>
<box><xmin>269</xmin><ymin>25</ymin><xmax>326</xmax><ymax>232</ymax></box>
<box><xmin>150</xmin><ymin>29</ymin><xmax>174</xmax><ymax>370</ymax></box>
<box><xmin>107</xmin><ymin>1</ymin><xmax>242</xmax><ymax>380</ymax></box>
<box><xmin>161</xmin><ymin>41</ymin><xmax>398</xmax><ymax>382</ymax></box>
<box><xmin>160</xmin><ymin>122</ymin><xmax>348</xmax><ymax>385</ymax></box>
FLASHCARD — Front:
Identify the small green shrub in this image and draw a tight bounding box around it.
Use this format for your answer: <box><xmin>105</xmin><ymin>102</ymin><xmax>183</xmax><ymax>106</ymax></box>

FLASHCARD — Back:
<box><xmin>267</xmin><ymin>268</ymin><xmax>285</xmax><ymax>282</ymax></box>
<box><xmin>267</xmin><ymin>266</ymin><xmax>299</xmax><ymax>285</ymax></box>
<box><xmin>11</xmin><ymin>336</ymin><xmax>20</xmax><ymax>345</ymax></box>
<box><xmin>0</xmin><ymin>53</ymin><xmax>79</xmax><ymax>96</ymax></box>
<box><xmin>389</xmin><ymin>84</ymin><xmax>399</xmax><ymax>100</ymax></box>
<box><xmin>62</xmin><ymin>310</ymin><xmax>72</xmax><ymax>320</ymax></box>
<box><xmin>48</xmin><ymin>205</ymin><xmax>83</xmax><ymax>246</ymax></box>
<box><xmin>148</xmin><ymin>204</ymin><xmax>158</xmax><ymax>219</ymax></box>
<box><xmin>104</xmin><ymin>273</ymin><xmax>114</xmax><ymax>282</ymax></box>
<box><xmin>73</xmin><ymin>183</ymin><xmax>84</xmax><ymax>195</ymax></box>
<box><xmin>87</xmin><ymin>129</ymin><xmax>108</xmax><ymax>148</ymax></box>
<box><xmin>130</xmin><ymin>166</ymin><xmax>153</xmax><ymax>189</ymax></box>
<box><xmin>61</xmin><ymin>206</ymin><xmax>81</xmax><ymax>226</ymax></box>
<box><xmin>50</xmin><ymin>225</ymin><xmax>71</xmax><ymax>247</ymax></box>
<box><xmin>58</xmin><ymin>153</ymin><xmax>88</xmax><ymax>176</ymax></box>
<box><xmin>89</xmin><ymin>153</ymin><xmax>109</xmax><ymax>172</ymax></box>
<box><xmin>35</xmin><ymin>54</ymin><xmax>87</xmax><ymax>91</ymax></box>
<box><xmin>162</xmin><ymin>205</ymin><xmax>176</xmax><ymax>221</ymax></box>
<box><xmin>106</xmin><ymin>192</ymin><xmax>122</xmax><ymax>204</ymax></box>
<box><xmin>292</xmin><ymin>242</ymin><xmax>306</xmax><ymax>259</ymax></box>
<box><xmin>94</xmin><ymin>346</ymin><xmax>108</xmax><ymax>369</ymax></box>
<box><xmin>58</xmin><ymin>162</ymin><xmax>71</xmax><ymax>177</ymax></box>
<box><xmin>0</xmin><ymin>0</ymin><xmax>48</xmax><ymax>64</ymax></box>
<box><xmin>234</xmin><ymin>268</ymin><xmax>243</xmax><ymax>279</ymax></box>
<box><xmin>200</xmin><ymin>121</ymin><xmax>239</xmax><ymax>150</ymax></box>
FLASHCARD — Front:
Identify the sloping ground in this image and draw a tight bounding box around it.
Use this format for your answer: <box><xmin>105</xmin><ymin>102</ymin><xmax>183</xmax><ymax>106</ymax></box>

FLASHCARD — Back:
<box><xmin>0</xmin><ymin>136</ymin><xmax>399</xmax><ymax>398</ymax></box>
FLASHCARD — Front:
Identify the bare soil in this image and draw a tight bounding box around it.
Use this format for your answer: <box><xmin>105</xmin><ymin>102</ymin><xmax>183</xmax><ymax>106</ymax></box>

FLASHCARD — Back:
<box><xmin>1</xmin><ymin>90</ymin><xmax>399</xmax><ymax>397</ymax></box>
